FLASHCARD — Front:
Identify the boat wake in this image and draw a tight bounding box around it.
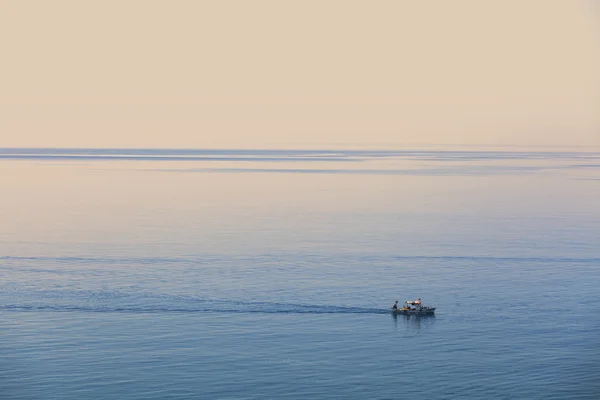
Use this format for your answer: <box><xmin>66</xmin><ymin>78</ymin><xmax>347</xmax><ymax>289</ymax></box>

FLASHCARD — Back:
<box><xmin>0</xmin><ymin>295</ymin><xmax>388</xmax><ymax>315</ymax></box>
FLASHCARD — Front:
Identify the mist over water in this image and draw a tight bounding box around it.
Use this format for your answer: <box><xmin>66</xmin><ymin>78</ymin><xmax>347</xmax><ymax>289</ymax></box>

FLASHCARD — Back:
<box><xmin>1</xmin><ymin>148</ymin><xmax>600</xmax><ymax>399</ymax></box>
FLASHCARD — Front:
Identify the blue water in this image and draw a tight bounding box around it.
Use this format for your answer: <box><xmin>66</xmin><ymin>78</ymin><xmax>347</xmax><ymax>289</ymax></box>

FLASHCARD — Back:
<box><xmin>1</xmin><ymin>148</ymin><xmax>600</xmax><ymax>399</ymax></box>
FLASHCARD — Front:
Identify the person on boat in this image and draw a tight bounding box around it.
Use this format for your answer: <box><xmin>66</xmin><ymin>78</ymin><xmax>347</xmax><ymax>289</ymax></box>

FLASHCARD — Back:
<box><xmin>392</xmin><ymin>300</ymin><xmax>399</xmax><ymax>310</ymax></box>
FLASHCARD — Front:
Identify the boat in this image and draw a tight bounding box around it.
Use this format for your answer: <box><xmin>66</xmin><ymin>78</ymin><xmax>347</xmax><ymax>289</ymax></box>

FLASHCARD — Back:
<box><xmin>392</xmin><ymin>298</ymin><xmax>435</xmax><ymax>315</ymax></box>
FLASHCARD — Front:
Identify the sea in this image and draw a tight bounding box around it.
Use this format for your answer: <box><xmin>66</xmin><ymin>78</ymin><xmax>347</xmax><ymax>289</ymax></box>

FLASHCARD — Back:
<box><xmin>1</xmin><ymin>147</ymin><xmax>599</xmax><ymax>399</ymax></box>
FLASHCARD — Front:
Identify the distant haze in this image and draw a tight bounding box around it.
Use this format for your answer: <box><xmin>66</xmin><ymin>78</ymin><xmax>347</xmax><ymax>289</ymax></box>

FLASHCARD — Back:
<box><xmin>1</xmin><ymin>0</ymin><xmax>598</xmax><ymax>148</ymax></box>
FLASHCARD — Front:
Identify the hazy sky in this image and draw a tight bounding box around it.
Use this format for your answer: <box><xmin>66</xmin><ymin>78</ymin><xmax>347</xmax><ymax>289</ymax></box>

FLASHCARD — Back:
<box><xmin>1</xmin><ymin>0</ymin><xmax>598</xmax><ymax>148</ymax></box>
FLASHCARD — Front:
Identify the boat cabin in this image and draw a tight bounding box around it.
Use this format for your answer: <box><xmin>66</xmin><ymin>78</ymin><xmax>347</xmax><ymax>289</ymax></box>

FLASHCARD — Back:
<box><xmin>403</xmin><ymin>298</ymin><xmax>422</xmax><ymax>310</ymax></box>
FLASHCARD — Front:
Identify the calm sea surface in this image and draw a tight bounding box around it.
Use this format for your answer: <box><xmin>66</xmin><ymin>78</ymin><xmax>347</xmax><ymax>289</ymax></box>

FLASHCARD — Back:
<box><xmin>1</xmin><ymin>147</ymin><xmax>599</xmax><ymax>399</ymax></box>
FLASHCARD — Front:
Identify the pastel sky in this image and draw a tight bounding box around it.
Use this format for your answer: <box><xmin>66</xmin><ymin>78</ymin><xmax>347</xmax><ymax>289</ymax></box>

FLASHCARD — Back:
<box><xmin>1</xmin><ymin>0</ymin><xmax>598</xmax><ymax>148</ymax></box>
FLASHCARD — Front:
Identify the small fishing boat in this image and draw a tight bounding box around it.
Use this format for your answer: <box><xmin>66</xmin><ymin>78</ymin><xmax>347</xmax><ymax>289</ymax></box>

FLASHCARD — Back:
<box><xmin>392</xmin><ymin>298</ymin><xmax>435</xmax><ymax>315</ymax></box>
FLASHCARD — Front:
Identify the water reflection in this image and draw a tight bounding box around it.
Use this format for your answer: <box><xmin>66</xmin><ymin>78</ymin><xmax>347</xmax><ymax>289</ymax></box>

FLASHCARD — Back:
<box><xmin>392</xmin><ymin>313</ymin><xmax>436</xmax><ymax>331</ymax></box>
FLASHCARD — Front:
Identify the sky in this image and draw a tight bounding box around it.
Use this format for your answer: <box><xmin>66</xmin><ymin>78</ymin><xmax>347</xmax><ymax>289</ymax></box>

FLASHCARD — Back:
<box><xmin>0</xmin><ymin>0</ymin><xmax>598</xmax><ymax>149</ymax></box>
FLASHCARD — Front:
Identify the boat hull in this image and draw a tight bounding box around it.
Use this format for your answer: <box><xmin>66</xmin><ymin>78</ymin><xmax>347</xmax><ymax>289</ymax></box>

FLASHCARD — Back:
<box><xmin>393</xmin><ymin>308</ymin><xmax>435</xmax><ymax>316</ymax></box>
